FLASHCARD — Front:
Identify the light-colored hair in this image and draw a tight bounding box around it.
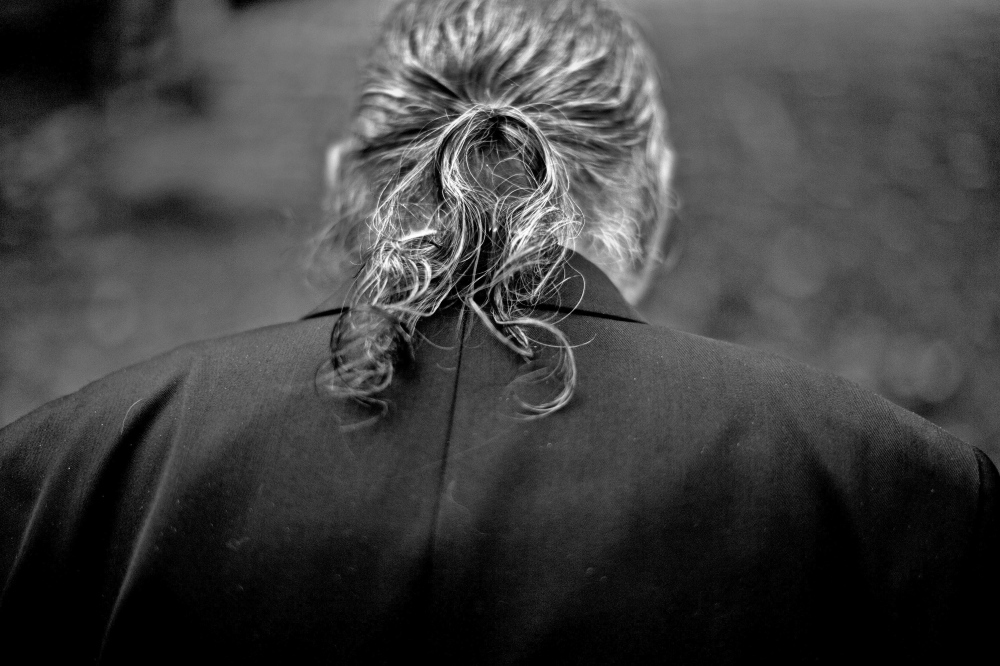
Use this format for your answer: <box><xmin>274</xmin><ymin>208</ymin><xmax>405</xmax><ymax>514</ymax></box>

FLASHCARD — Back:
<box><xmin>313</xmin><ymin>0</ymin><xmax>673</xmax><ymax>416</ymax></box>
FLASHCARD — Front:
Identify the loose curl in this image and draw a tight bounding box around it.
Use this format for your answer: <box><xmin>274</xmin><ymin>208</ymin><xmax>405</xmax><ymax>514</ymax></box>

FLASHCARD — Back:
<box><xmin>312</xmin><ymin>0</ymin><xmax>673</xmax><ymax>416</ymax></box>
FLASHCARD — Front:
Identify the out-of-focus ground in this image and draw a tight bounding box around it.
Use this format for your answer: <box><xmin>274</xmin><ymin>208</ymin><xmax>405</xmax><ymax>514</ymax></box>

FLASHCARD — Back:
<box><xmin>2</xmin><ymin>0</ymin><xmax>998</xmax><ymax>462</ymax></box>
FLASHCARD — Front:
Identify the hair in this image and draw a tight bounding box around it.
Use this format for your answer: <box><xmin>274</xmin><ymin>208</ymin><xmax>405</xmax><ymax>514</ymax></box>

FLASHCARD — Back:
<box><xmin>312</xmin><ymin>0</ymin><xmax>673</xmax><ymax>416</ymax></box>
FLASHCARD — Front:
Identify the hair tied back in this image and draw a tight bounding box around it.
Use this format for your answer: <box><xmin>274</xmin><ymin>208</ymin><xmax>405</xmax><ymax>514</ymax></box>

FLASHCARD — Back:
<box><xmin>322</xmin><ymin>100</ymin><xmax>583</xmax><ymax>416</ymax></box>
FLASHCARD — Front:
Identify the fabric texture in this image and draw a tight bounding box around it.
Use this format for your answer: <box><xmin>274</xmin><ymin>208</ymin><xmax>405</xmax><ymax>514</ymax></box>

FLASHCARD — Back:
<box><xmin>1</xmin><ymin>254</ymin><xmax>997</xmax><ymax>664</ymax></box>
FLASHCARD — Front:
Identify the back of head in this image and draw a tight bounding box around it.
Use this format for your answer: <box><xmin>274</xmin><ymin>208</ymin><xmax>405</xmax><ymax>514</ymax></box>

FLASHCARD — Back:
<box><xmin>317</xmin><ymin>0</ymin><xmax>673</xmax><ymax>415</ymax></box>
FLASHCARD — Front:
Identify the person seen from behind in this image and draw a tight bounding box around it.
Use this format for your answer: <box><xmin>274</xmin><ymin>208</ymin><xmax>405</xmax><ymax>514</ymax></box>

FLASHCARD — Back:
<box><xmin>1</xmin><ymin>0</ymin><xmax>997</xmax><ymax>663</ymax></box>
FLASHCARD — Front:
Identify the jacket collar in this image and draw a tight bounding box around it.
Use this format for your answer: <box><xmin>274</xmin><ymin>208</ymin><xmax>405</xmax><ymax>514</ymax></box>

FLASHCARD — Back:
<box><xmin>302</xmin><ymin>251</ymin><xmax>646</xmax><ymax>324</ymax></box>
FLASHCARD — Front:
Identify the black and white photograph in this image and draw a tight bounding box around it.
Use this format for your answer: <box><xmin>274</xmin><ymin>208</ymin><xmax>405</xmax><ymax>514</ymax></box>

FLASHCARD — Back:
<box><xmin>2</xmin><ymin>0</ymin><xmax>997</xmax><ymax>662</ymax></box>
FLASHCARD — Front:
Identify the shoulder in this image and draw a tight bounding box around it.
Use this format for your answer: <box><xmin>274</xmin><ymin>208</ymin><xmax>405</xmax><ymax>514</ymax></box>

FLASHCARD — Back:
<box><xmin>0</xmin><ymin>318</ymin><xmax>341</xmax><ymax>574</ymax></box>
<box><xmin>0</xmin><ymin>318</ymin><xmax>335</xmax><ymax>459</ymax></box>
<box><xmin>568</xmin><ymin>314</ymin><xmax>986</xmax><ymax>512</ymax></box>
<box><xmin>584</xmin><ymin>315</ymin><xmax>963</xmax><ymax>439</ymax></box>
<box><xmin>578</xmin><ymin>316</ymin><xmax>997</xmax><ymax>591</ymax></box>
<box><xmin>650</xmin><ymin>322</ymin><xmax>968</xmax><ymax>455</ymax></box>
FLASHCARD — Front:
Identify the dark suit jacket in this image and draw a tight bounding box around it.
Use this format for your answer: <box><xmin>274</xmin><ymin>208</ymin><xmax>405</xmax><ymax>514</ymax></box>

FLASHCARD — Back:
<box><xmin>1</xmin><ymin>254</ymin><xmax>997</xmax><ymax>664</ymax></box>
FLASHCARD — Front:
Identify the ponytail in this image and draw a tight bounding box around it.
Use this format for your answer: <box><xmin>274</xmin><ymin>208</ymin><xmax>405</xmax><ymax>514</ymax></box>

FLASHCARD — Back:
<box><xmin>323</xmin><ymin>104</ymin><xmax>582</xmax><ymax>416</ymax></box>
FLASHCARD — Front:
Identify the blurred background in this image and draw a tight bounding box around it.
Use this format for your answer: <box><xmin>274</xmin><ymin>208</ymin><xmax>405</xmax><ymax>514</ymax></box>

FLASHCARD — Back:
<box><xmin>1</xmin><ymin>0</ymin><xmax>998</xmax><ymax>463</ymax></box>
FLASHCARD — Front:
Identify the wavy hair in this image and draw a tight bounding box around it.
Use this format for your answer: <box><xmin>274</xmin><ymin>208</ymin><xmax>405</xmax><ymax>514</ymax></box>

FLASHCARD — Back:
<box><xmin>312</xmin><ymin>0</ymin><xmax>673</xmax><ymax>416</ymax></box>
